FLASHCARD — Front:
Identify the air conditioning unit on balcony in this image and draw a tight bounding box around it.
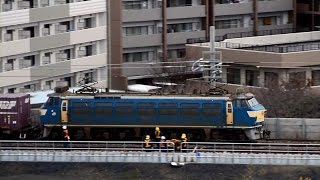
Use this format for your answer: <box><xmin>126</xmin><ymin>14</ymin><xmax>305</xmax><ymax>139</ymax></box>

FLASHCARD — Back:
<box><xmin>42</xmin><ymin>28</ymin><xmax>50</xmax><ymax>36</ymax></box>
<box><xmin>18</xmin><ymin>30</ymin><xmax>31</xmax><ymax>39</ymax></box>
<box><xmin>56</xmin><ymin>53</ymin><xmax>67</xmax><ymax>62</ymax></box>
<box><xmin>4</xmin><ymin>33</ymin><xmax>13</xmax><ymax>41</ymax></box>
<box><xmin>42</xmin><ymin>85</ymin><xmax>51</xmax><ymax>90</ymax></box>
<box><xmin>2</xmin><ymin>4</ymin><xmax>12</xmax><ymax>11</ymax></box>
<box><xmin>22</xmin><ymin>60</ymin><xmax>32</xmax><ymax>68</ymax></box>
<box><xmin>5</xmin><ymin>63</ymin><xmax>13</xmax><ymax>71</ymax></box>
<box><xmin>18</xmin><ymin>1</ymin><xmax>30</xmax><ymax>9</ymax></box>
<box><xmin>55</xmin><ymin>24</ymin><xmax>67</xmax><ymax>33</ymax></box>
<box><xmin>40</xmin><ymin>0</ymin><xmax>49</xmax><ymax>7</ymax></box>
<box><xmin>77</xmin><ymin>20</ymin><xmax>85</xmax><ymax>30</ymax></box>
<box><xmin>55</xmin><ymin>0</ymin><xmax>66</xmax><ymax>5</ymax></box>
<box><xmin>42</xmin><ymin>56</ymin><xmax>50</xmax><ymax>64</ymax></box>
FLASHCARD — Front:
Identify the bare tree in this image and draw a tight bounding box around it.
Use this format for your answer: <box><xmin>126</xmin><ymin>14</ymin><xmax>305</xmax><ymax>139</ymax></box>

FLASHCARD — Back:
<box><xmin>255</xmin><ymin>78</ymin><xmax>320</xmax><ymax>118</ymax></box>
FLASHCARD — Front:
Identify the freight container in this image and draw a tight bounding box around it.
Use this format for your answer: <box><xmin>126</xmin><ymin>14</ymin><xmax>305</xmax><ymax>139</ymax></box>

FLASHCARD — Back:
<box><xmin>0</xmin><ymin>93</ymin><xmax>31</xmax><ymax>134</ymax></box>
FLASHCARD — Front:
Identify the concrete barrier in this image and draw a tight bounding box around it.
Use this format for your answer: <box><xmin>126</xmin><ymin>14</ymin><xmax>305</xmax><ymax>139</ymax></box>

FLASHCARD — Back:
<box><xmin>265</xmin><ymin>118</ymin><xmax>320</xmax><ymax>141</ymax></box>
<box><xmin>1</xmin><ymin>150</ymin><xmax>320</xmax><ymax>166</ymax></box>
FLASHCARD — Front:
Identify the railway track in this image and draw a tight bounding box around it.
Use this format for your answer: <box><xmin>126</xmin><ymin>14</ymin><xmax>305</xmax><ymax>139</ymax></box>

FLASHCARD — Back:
<box><xmin>0</xmin><ymin>140</ymin><xmax>320</xmax><ymax>155</ymax></box>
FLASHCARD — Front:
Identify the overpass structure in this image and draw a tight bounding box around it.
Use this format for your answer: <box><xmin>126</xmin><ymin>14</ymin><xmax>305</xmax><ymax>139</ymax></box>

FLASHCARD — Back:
<box><xmin>0</xmin><ymin>141</ymin><xmax>320</xmax><ymax>166</ymax></box>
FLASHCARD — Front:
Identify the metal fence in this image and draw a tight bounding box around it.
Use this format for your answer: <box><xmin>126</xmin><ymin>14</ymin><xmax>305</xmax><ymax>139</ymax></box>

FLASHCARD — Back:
<box><xmin>0</xmin><ymin>140</ymin><xmax>175</xmax><ymax>152</ymax></box>
<box><xmin>1</xmin><ymin>140</ymin><xmax>320</xmax><ymax>155</ymax></box>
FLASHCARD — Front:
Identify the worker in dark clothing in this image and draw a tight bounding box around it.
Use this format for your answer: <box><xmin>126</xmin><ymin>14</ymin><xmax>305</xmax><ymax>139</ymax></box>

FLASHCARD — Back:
<box><xmin>160</xmin><ymin>136</ymin><xmax>167</xmax><ymax>152</ymax></box>
<box><xmin>154</xmin><ymin>127</ymin><xmax>161</xmax><ymax>141</ymax></box>
<box><xmin>181</xmin><ymin>133</ymin><xmax>187</xmax><ymax>152</ymax></box>
<box><xmin>62</xmin><ymin>126</ymin><xmax>70</xmax><ymax>149</ymax></box>
<box><xmin>144</xmin><ymin>135</ymin><xmax>151</xmax><ymax>151</ymax></box>
<box><xmin>154</xmin><ymin>127</ymin><xmax>161</xmax><ymax>149</ymax></box>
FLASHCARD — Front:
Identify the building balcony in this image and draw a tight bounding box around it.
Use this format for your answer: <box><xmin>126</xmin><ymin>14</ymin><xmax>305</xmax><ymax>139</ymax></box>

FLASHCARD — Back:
<box><xmin>123</xmin><ymin>5</ymin><xmax>205</xmax><ymax>22</ymax></box>
<box><xmin>215</xmin><ymin>2</ymin><xmax>252</xmax><ymax>16</ymax></box>
<box><xmin>0</xmin><ymin>53</ymin><xmax>106</xmax><ymax>87</ymax></box>
<box><xmin>123</xmin><ymin>34</ymin><xmax>161</xmax><ymax>48</ymax></box>
<box><xmin>258</xmin><ymin>0</ymin><xmax>293</xmax><ymax>13</ymax></box>
<box><xmin>123</xmin><ymin>8</ymin><xmax>161</xmax><ymax>22</ymax></box>
<box><xmin>0</xmin><ymin>26</ymin><xmax>106</xmax><ymax>57</ymax></box>
<box><xmin>0</xmin><ymin>0</ymin><xmax>105</xmax><ymax>27</ymax></box>
<box><xmin>167</xmin><ymin>5</ymin><xmax>205</xmax><ymax>19</ymax></box>
<box><xmin>167</xmin><ymin>30</ymin><xmax>206</xmax><ymax>45</ymax></box>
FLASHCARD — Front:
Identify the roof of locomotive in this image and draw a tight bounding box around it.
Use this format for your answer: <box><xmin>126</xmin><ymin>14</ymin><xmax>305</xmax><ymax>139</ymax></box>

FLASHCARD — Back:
<box><xmin>50</xmin><ymin>91</ymin><xmax>232</xmax><ymax>100</ymax></box>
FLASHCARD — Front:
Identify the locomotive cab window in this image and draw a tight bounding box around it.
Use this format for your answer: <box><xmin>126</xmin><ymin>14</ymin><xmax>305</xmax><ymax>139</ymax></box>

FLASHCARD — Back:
<box><xmin>235</xmin><ymin>100</ymin><xmax>249</xmax><ymax>108</ymax></box>
<box><xmin>44</xmin><ymin>97</ymin><xmax>54</xmax><ymax>106</ymax></box>
<box><xmin>247</xmin><ymin>98</ymin><xmax>259</xmax><ymax>107</ymax></box>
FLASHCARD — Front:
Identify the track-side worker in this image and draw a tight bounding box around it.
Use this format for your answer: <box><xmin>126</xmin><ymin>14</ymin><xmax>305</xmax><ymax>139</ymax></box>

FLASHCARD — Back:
<box><xmin>181</xmin><ymin>133</ymin><xmax>187</xmax><ymax>151</ymax></box>
<box><xmin>155</xmin><ymin>127</ymin><xmax>161</xmax><ymax>141</ymax></box>
<box><xmin>160</xmin><ymin>136</ymin><xmax>167</xmax><ymax>152</ymax></box>
<box><xmin>154</xmin><ymin>127</ymin><xmax>161</xmax><ymax>149</ymax></box>
<box><xmin>62</xmin><ymin>126</ymin><xmax>70</xmax><ymax>149</ymax></box>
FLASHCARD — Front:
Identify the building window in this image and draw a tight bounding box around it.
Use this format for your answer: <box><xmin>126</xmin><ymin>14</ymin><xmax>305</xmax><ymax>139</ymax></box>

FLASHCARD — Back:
<box><xmin>8</xmin><ymin>88</ymin><xmax>16</xmax><ymax>93</ymax></box>
<box><xmin>167</xmin><ymin>0</ymin><xmax>192</xmax><ymax>7</ymax></box>
<box><xmin>227</xmin><ymin>68</ymin><xmax>241</xmax><ymax>84</ymax></box>
<box><xmin>289</xmin><ymin>72</ymin><xmax>306</xmax><ymax>88</ymax></box>
<box><xmin>246</xmin><ymin>70</ymin><xmax>259</xmax><ymax>86</ymax></box>
<box><xmin>24</xmin><ymin>84</ymin><xmax>36</xmax><ymax>92</ymax></box>
<box><xmin>124</xmin><ymin>26</ymin><xmax>148</xmax><ymax>36</ymax></box>
<box><xmin>215</xmin><ymin>19</ymin><xmax>240</xmax><ymax>29</ymax></box>
<box><xmin>312</xmin><ymin>70</ymin><xmax>320</xmax><ymax>86</ymax></box>
<box><xmin>264</xmin><ymin>72</ymin><xmax>279</xmax><ymax>87</ymax></box>
<box><xmin>123</xmin><ymin>52</ymin><xmax>149</xmax><ymax>62</ymax></box>
<box><xmin>123</xmin><ymin>0</ymin><xmax>148</xmax><ymax>10</ymax></box>
<box><xmin>167</xmin><ymin>23</ymin><xmax>193</xmax><ymax>33</ymax></box>
<box><xmin>168</xmin><ymin>49</ymin><xmax>185</xmax><ymax>59</ymax></box>
<box><xmin>259</xmin><ymin>16</ymin><xmax>277</xmax><ymax>26</ymax></box>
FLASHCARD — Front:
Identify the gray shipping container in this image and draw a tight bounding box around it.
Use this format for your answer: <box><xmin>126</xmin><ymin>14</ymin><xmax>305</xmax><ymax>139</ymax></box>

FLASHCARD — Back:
<box><xmin>0</xmin><ymin>93</ymin><xmax>31</xmax><ymax>132</ymax></box>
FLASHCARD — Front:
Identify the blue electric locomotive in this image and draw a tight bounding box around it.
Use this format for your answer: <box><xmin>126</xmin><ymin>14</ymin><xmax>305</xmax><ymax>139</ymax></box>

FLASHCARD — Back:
<box><xmin>39</xmin><ymin>90</ymin><xmax>266</xmax><ymax>140</ymax></box>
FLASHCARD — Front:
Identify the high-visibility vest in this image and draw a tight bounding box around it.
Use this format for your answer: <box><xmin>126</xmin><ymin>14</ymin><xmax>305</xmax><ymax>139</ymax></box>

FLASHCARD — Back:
<box><xmin>144</xmin><ymin>139</ymin><xmax>151</xmax><ymax>148</ymax></box>
<box><xmin>63</xmin><ymin>129</ymin><xmax>70</xmax><ymax>140</ymax></box>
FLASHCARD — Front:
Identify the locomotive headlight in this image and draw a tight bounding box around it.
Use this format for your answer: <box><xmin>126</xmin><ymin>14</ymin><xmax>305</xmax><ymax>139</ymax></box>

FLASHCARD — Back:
<box><xmin>40</xmin><ymin>109</ymin><xmax>47</xmax><ymax>116</ymax></box>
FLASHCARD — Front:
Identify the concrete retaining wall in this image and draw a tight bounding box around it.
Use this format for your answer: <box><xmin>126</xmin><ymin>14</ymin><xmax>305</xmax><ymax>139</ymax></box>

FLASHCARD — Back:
<box><xmin>265</xmin><ymin>118</ymin><xmax>320</xmax><ymax>141</ymax></box>
<box><xmin>1</xmin><ymin>150</ymin><xmax>320</xmax><ymax>166</ymax></box>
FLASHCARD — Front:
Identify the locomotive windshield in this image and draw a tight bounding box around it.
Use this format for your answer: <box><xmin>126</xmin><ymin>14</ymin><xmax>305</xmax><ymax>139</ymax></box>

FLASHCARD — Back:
<box><xmin>44</xmin><ymin>97</ymin><xmax>54</xmax><ymax>106</ymax></box>
<box><xmin>247</xmin><ymin>97</ymin><xmax>259</xmax><ymax>107</ymax></box>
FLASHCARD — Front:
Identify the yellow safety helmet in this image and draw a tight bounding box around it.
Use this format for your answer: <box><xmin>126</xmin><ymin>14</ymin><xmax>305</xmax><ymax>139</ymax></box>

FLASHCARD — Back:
<box><xmin>181</xmin><ymin>133</ymin><xmax>186</xmax><ymax>139</ymax></box>
<box><xmin>145</xmin><ymin>135</ymin><xmax>150</xmax><ymax>140</ymax></box>
<box><xmin>155</xmin><ymin>127</ymin><xmax>160</xmax><ymax>131</ymax></box>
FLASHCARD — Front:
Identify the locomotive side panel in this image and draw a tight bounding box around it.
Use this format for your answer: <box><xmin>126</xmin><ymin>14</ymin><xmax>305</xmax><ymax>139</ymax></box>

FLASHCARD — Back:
<box><xmin>65</xmin><ymin>98</ymin><xmax>227</xmax><ymax>127</ymax></box>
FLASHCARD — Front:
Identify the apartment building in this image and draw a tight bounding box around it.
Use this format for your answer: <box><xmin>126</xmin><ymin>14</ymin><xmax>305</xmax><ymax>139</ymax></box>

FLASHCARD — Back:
<box><xmin>0</xmin><ymin>0</ymin><xmax>111</xmax><ymax>93</ymax></box>
<box><xmin>213</xmin><ymin>0</ymin><xmax>294</xmax><ymax>40</ymax></box>
<box><xmin>122</xmin><ymin>0</ymin><xmax>295</xmax><ymax>81</ymax></box>
<box><xmin>0</xmin><ymin>0</ymin><xmax>295</xmax><ymax>93</ymax></box>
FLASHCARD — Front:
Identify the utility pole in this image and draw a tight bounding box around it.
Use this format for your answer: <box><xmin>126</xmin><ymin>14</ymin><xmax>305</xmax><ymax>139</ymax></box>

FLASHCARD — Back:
<box><xmin>192</xmin><ymin>26</ymin><xmax>222</xmax><ymax>89</ymax></box>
